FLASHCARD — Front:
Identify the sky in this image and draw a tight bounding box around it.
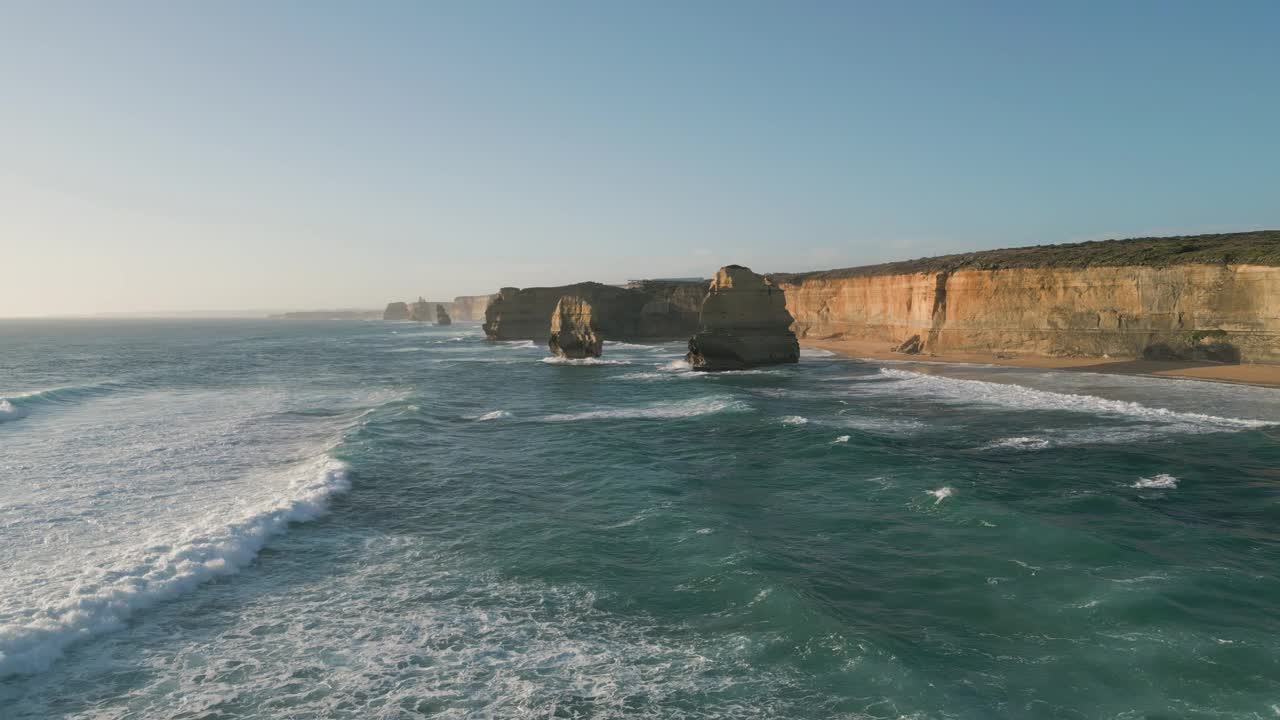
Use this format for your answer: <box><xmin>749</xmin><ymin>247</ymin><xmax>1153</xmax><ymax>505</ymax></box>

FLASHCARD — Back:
<box><xmin>2</xmin><ymin>1</ymin><xmax>1278</xmax><ymax>316</ymax></box>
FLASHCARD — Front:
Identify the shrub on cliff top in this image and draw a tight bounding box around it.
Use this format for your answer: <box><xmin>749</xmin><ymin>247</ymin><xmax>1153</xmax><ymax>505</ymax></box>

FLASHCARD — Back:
<box><xmin>776</xmin><ymin>230</ymin><xmax>1280</xmax><ymax>280</ymax></box>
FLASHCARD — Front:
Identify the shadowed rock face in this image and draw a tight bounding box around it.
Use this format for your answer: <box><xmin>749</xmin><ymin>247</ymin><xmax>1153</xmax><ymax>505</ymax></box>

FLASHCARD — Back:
<box><xmin>548</xmin><ymin>296</ymin><xmax>603</xmax><ymax>359</ymax></box>
<box><xmin>483</xmin><ymin>281</ymin><xmax>705</xmax><ymax>341</ymax></box>
<box><xmin>687</xmin><ymin>265</ymin><xmax>799</xmax><ymax>371</ymax></box>
<box><xmin>435</xmin><ymin>304</ymin><xmax>452</xmax><ymax>326</ymax></box>
<box><xmin>383</xmin><ymin>302</ymin><xmax>410</xmax><ymax>321</ymax></box>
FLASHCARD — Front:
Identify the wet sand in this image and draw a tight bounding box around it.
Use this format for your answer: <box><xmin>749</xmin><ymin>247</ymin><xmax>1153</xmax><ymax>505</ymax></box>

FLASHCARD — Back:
<box><xmin>802</xmin><ymin>338</ymin><xmax>1280</xmax><ymax>387</ymax></box>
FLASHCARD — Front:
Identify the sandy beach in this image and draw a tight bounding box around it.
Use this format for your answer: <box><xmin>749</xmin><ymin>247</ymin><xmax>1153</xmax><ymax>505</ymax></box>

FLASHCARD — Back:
<box><xmin>802</xmin><ymin>338</ymin><xmax>1280</xmax><ymax>387</ymax></box>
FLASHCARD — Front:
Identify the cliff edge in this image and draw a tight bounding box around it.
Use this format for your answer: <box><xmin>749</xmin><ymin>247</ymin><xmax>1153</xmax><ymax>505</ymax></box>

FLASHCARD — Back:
<box><xmin>772</xmin><ymin>231</ymin><xmax>1280</xmax><ymax>363</ymax></box>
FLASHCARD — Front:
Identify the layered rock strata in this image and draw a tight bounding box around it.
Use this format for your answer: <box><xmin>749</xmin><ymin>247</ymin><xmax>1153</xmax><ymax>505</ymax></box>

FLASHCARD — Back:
<box><xmin>450</xmin><ymin>294</ymin><xmax>497</xmax><ymax>322</ymax></box>
<box><xmin>687</xmin><ymin>265</ymin><xmax>800</xmax><ymax>371</ymax></box>
<box><xmin>408</xmin><ymin>297</ymin><xmax>433</xmax><ymax>322</ymax></box>
<box><xmin>774</xmin><ymin>232</ymin><xmax>1280</xmax><ymax>363</ymax></box>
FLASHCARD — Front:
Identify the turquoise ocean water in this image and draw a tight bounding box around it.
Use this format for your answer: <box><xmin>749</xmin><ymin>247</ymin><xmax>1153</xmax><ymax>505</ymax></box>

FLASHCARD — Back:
<box><xmin>2</xmin><ymin>319</ymin><xmax>1279</xmax><ymax>718</ymax></box>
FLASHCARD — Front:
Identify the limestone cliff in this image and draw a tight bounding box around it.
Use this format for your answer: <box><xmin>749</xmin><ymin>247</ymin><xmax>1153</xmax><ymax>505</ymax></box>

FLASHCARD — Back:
<box><xmin>436</xmin><ymin>304</ymin><xmax>452</xmax><ymax>326</ymax></box>
<box><xmin>450</xmin><ymin>294</ymin><xmax>497</xmax><ymax>322</ymax></box>
<box><xmin>773</xmin><ymin>231</ymin><xmax>1280</xmax><ymax>363</ymax></box>
<box><xmin>383</xmin><ymin>302</ymin><xmax>410</xmax><ymax>321</ymax></box>
<box><xmin>483</xmin><ymin>280</ymin><xmax>705</xmax><ymax>341</ymax></box>
<box><xmin>687</xmin><ymin>266</ymin><xmax>800</xmax><ymax>371</ymax></box>
<box><xmin>408</xmin><ymin>297</ymin><xmax>433</xmax><ymax>322</ymax></box>
<box><xmin>548</xmin><ymin>296</ymin><xmax>603</xmax><ymax>358</ymax></box>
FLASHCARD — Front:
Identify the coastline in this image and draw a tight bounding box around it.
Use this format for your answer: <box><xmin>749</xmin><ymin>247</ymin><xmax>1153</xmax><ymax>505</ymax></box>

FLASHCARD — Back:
<box><xmin>801</xmin><ymin>338</ymin><xmax>1280</xmax><ymax>388</ymax></box>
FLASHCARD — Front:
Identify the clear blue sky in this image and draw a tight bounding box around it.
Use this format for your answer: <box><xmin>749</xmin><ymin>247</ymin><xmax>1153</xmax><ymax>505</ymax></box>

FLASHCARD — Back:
<box><xmin>3</xmin><ymin>1</ymin><xmax>1277</xmax><ymax>315</ymax></box>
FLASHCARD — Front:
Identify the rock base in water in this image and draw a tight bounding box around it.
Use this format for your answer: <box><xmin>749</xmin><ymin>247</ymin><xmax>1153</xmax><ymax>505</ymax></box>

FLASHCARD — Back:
<box><xmin>548</xmin><ymin>296</ymin><xmax>603</xmax><ymax>359</ymax></box>
<box><xmin>686</xmin><ymin>265</ymin><xmax>799</xmax><ymax>371</ymax></box>
<box><xmin>435</xmin><ymin>304</ymin><xmax>452</xmax><ymax>326</ymax></box>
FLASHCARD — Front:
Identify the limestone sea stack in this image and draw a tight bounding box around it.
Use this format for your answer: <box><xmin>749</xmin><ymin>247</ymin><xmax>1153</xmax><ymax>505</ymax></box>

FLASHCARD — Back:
<box><xmin>548</xmin><ymin>296</ymin><xmax>603</xmax><ymax>359</ymax></box>
<box><xmin>435</xmin><ymin>304</ymin><xmax>452</xmax><ymax>326</ymax></box>
<box><xmin>687</xmin><ymin>265</ymin><xmax>800</xmax><ymax>371</ymax></box>
<box><xmin>383</xmin><ymin>302</ymin><xmax>410</xmax><ymax>321</ymax></box>
<box><xmin>408</xmin><ymin>297</ymin><xmax>433</xmax><ymax>322</ymax></box>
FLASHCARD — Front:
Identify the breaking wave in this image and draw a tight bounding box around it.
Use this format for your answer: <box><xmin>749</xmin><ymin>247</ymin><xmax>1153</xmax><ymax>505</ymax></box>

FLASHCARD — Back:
<box><xmin>1133</xmin><ymin>474</ymin><xmax>1178</xmax><ymax>489</ymax></box>
<box><xmin>878</xmin><ymin>369</ymin><xmax>1273</xmax><ymax>431</ymax></box>
<box><xmin>0</xmin><ymin>383</ymin><xmax>121</xmax><ymax>424</ymax></box>
<box><xmin>0</xmin><ymin>454</ymin><xmax>351</xmax><ymax>677</ymax></box>
<box><xmin>540</xmin><ymin>356</ymin><xmax>632</xmax><ymax>366</ymax></box>
<box><xmin>470</xmin><ymin>410</ymin><xmax>512</xmax><ymax>422</ymax></box>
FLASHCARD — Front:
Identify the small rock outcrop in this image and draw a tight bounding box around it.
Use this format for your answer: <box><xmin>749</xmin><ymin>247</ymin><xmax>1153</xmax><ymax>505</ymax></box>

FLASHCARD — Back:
<box><xmin>408</xmin><ymin>297</ymin><xmax>433</xmax><ymax>322</ymax></box>
<box><xmin>548</xmin><ymin>296</ymin><xmax>603</xmax><ymax>359</ymax></box>
<box><xmin>436</xmin><ymin>304</ymin><xmax>452</xmax><ymax>326</ymax></box>
<box><xmin>383</xmin><ymin>302</ymin><xmax>410</xmax><ymax>321</ymax></box>
<box><xmin>686</xmin><ymin>265</ymin><xmax>800</xmax><ymax>371</ymax></box>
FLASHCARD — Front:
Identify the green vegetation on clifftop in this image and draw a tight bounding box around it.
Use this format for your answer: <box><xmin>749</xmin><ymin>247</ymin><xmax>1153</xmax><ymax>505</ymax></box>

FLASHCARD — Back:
<box><xmin>776</xmin><ymin>231</ymin><xmax>1280</xmax><ymax>280</ymax></box>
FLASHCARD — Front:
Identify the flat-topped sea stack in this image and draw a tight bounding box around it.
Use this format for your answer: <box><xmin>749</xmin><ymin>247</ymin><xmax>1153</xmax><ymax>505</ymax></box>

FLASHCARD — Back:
<box><xmin>687</xmin><ymin>265</ymin><xmax>800</xmax><ymax>371</ymax></box>
<box><xmin>483</xmin><ymin>280</ymin><xmax>705</xmax><ymax>342</ymax></box>
<box><xmin>435</xmin><ymin>304</ymin><xmax>452</xmax><ymax>326</ymax></box>
<box><xmin>548</xmin><ymin>296</ymin><xmax>603</xmax><ymax>358</ymax></box>
<box><xmin>450</xmin><ymin>294</ymin><xmax>498</xmax><ymax>322</ymax></box>
<box><xmin>383</xmin><ymin>302</ymin><xmax>410</xmax><ymax>321</ymax></box>
<box><xmin>772</xmin><ymin>231</ymin><xmax>1280</xmax><ymax>363</ymax></box>
<box><xmin>408</xmin><ymin>297</ymin><xmax>433</xmax><ymax>322</ymax></box>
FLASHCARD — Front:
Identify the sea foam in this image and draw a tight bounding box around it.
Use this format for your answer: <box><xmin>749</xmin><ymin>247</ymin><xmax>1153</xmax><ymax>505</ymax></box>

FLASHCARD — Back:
<box><xmin>1133</xmin><ymin>474</ymin><xmax>1178</xmax><ymax>489</ymax></box>
<box><xmin>540</xmin><ymin>397</ymin><xmax>749</xmax><ymax>422</ymax></box>
<box><xmin>878</xmin><ymin>369</ymin><xmax>1273</xmax><ymax>430</ymax></box>
<box><xmin>0</xmin><ymin>454</ymin><xmax>351</xmax><ymax>677</ymax></box>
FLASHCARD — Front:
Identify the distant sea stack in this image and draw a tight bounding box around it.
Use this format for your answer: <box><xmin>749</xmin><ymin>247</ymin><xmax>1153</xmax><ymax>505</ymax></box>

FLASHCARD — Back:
<box><xmin>383</xmin><ymin>302</ymin><xmax>410</xmax><ymax>321</ymax></box>
<box><xmin>483</xmin><ymin>280</ymin><xmax>705</xmax><ymax>342</ymax></box>
<box><xmin>435</xmin><ymin>304</ymin><xmax>452</xmax><ymax>326</ymax></box>
<box><xmin>548</xmin><ymin>296</ymin><xmax>603</xmax><ymax>359</ymax></box>
<box><xmin>773</xmin><ymin>231</ymin><xmax>1280</xmax><ymax>363</ymax></box>
<box><xmin>408</xmin><ymin>297</ymin><xmax>433</xmax><ymax>322</ymax></box>
<box><xmin>450</xmin><ymin>294</ymin><xmax>498</xmax><ymax>322</ymax></box>
<box><xmin>687</xmin><ymin>265</ymin><xmax>800</xmax><ymax>371</ymax></box>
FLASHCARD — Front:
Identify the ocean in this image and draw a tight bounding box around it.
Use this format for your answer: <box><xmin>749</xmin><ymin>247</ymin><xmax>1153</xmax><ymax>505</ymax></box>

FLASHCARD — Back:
<box><xmin>2</xmin><ymin>319</ymin><xmax>1279</xmax><ymax>719</ymax></box>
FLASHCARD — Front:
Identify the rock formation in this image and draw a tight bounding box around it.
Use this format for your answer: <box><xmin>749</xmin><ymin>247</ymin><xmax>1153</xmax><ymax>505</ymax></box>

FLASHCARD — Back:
<box><xmin>548</xmin><ymin>296</ymin><xmax>603</xmax><ymax>358</ymax></box>
<box><xmin>435</xmin><ymin>304</ymin><xmax>452</xmax><ymax>326</ymax></box>
<box><xmin>483</xmin><ymin>280</ymin><xmax>705</xmax><ymax>342</ymax></box>
<box><xmin>686</xmin><ymin>265</ymin><xmax>800</xmax><ymax>371</ymax></box>
<box><xmin>773</xmin><ymin>231</ymin><xmax>1280</xmax><ymax>363</ymax></box>
<box><xmin>408</xmin><ymin>297</ymin><xmax>433</xmax><ymax>322</ymax></box>
<box><xmin>450</xmin><ymin>294</ymin><xmax>498</xmax><ymax>322</ymax></box>
<box><xmin>383</xmin><ymin>302</ymin><xmax>410</xmax><ymax>321</ymax></box>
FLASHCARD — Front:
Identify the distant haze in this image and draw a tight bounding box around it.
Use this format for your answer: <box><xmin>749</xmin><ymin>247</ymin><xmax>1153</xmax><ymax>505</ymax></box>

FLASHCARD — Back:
<box><xmin>3</xmin><ymin>2</ymin><xmax>1278</xmax><ymax>317</ymax></box>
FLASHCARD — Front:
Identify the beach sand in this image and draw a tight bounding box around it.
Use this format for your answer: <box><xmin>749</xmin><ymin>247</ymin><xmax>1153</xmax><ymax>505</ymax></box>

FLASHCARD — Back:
<box><xmin>802</xmin><ymin>338</ymin><xmax>1280</xmax><ymax>387</ymax></box>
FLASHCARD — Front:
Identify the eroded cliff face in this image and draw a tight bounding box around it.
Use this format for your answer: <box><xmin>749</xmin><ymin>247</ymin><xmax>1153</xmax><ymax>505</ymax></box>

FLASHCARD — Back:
<box><xmin>775</xmin><ymin>264</ymin><xmax>1280</xmax><ymax>363</ymax></box>
<box><xmin>450</xmin><ymin>294</ymin><xmax>496</xmax><ymax>322</ymax></box>
<box><xmin>483</xmin><ymin>281</ymin><xmax>705</xmax><ymax>341</ymax></box>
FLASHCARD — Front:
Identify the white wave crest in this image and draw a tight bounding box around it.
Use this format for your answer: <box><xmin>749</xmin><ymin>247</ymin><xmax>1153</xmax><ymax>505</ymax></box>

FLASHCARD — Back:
<box><xmin>832</xmin><ymin>435</ymin><xmax>851</xmax><ymax>444</ymax></box>
<box><xmin>780</xmin><ymin>415</ymin><xmax>808</xmax><ymax>425</ymax></box>
<box><xmin>0</xmin><ymin>399</ymin><xmax>28</xmax><ymax>423</ymax></box>
<box><xmin>471</xmin><ymin>410</ymin><xmax>511</xmax><ymax>422</ymax></box>
<box><xmin>928</xmin><ymin>487</ymin><xmax>954</xmax><ymax>504</ymax></box>
<box><xmin>878</xmin><ymin>369</ymin><xmax>1273</xmax><ymax>430</ymax></box>
<box><xmin>498</xmin><ymin>340</ymin><xmax>537</xmax><ymax>349</ymax></box>
<box><xmin>540</xmin><ymin>356</ymin><xmax>631</xmax><ymax>366</ymax></box>
<box><xmin>1133</xmin><ymin>473</ymin><xmax>1178</xmax><ymax>489</ymax></box>
<box><xmin>800</xmin><ymin>347</ymin><xmax>837</xmax><ymax>358</ymax></box>
<box><xmin>982</xmin><ymin>436</ymin><xmax>1052</xmax><ymax>451</ymax></box>
<box><xmin>540</xmin><ymin>397</ymin><xmax>749</xmax><ymax>422</ymax></box>
<box><xmin>0</xmin><ymin>454</ymin><xmax>351</xmax><ymax>677</ymax></box>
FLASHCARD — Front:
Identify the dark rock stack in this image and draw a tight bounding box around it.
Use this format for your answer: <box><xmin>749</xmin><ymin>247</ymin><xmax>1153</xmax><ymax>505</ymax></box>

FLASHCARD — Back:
<box><xmin>548</xmin><ymin>296</ymin><xmax>603</xmax><ymax>359</ymax></box>
<box><xmin>435</xmin><ymin>304</ymin><xmax>452</xmax><ymax>326</ymax></box>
